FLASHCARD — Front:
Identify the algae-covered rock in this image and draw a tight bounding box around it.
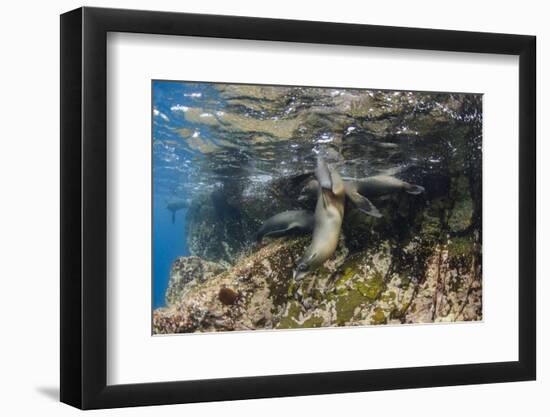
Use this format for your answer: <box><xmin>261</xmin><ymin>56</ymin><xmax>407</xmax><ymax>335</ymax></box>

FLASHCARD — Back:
<box><xmin>153</xmin><ymin>237</ymin><xmax>310</xmax><ymax>333</ymax></box>
<box><xmin>153</xmin><ymin>226</ymin><xmax>481</xmax><ymax>334</ymax></box>
<box><xmin>165</xmin><ymin>256</ymin><xmax>226</xmax><ymax>306</ymax></box>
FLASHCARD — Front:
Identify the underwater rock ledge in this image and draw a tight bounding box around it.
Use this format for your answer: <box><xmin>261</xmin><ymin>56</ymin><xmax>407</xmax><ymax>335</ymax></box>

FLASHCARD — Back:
<box><xmin>153</xmin><ymin>232</ymin><xmax>481</xmax><ymax>334</ymax></box>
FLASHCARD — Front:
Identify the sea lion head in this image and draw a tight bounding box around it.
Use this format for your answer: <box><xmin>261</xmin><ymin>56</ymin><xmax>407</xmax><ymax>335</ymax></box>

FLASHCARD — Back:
<box><xmin>293</xmin><ymin>251</ymin><xmax>318</xmax><ymax>282</ymax></box>
<box><xmin>297</xmin><ymin>179</ymin><xmax>319</xmax><ymax>203</ymax></box>
<box><xmin>293</xmin><ymin>263</ymin><xmax>310</xmax><ymax>282</ymax></box>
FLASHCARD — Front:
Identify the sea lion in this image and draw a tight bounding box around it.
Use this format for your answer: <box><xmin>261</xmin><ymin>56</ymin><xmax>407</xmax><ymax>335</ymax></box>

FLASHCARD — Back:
<box><xmin>354</xmin><ymin>175</ymin><xmax>425</xmax><ymax>197</ymax></box>
<box><xmin>344</xmin><ymin>181</ymin><xmax>382</xmax><ymax>218</ymax></box>
<box><xmin>294</xmin><ymin>157</ymin><xmax>345</xmax><ymax>281</ymax></box>
<box><xmin>297</xmin><ymin>178</ymin><xmax>319</xmax><ymax>202</ymax></box>
<box><xmin>166</xmin><ymin>199</ymin><xmax>190</xmax><ymax>224</ymax></box>
<box><xmin>299</xmin><ymin>178</ymin><xmax>381</xmax><ymax>218</ymax></box>
<box><xmin>374</xmin><ymin>142</ymin><xmax>399</xmax><ymax>150</ymax></box>
<box><xmin>256</xmin><ymin>210</ymin><xmax>314</xmax><ymax>242</ymax></box>
<box><xmin>299</xmin><ymin>174</ymin><xmax>424</xmax><ymax>216</ymax></box>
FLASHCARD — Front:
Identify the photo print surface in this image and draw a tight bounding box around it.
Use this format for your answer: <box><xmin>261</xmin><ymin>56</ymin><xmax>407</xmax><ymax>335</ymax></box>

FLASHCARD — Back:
<box><xmin>152</xmin><ymin>80</ymin><xmax>482</xmax><ymax>334</ymax></box>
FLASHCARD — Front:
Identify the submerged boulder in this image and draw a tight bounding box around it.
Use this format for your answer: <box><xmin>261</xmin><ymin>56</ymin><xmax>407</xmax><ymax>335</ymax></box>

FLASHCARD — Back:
<box><xmin>153</xmin><ymin>226</ymin><xmax>481</xmax><ymax>334</ymax></box>
<box><xmin>154</xmin><ymin>237</ymin><xmax>306</xmax><ymax>333</ymax></box>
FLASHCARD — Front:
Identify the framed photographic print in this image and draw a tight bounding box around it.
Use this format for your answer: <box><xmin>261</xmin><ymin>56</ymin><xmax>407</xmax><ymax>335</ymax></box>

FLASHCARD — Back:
<box><xmin>60</xmin><ymin>7</ymin><xmax>536</xmax><ymax>409</ymax></box>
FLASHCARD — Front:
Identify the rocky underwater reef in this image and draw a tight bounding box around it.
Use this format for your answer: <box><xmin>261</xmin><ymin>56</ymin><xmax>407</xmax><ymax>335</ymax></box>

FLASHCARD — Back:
<box><xmin>152</xmin><ymin>85</ymin><xmax>482</xmax><ymax>334</ymax></box>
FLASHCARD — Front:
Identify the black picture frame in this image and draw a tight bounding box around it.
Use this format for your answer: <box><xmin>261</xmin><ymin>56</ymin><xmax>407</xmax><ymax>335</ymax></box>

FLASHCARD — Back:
<box><xmin>60</xmin><ymin>6</ymin><xmax>536</xmax><ymax>410</ymax></box>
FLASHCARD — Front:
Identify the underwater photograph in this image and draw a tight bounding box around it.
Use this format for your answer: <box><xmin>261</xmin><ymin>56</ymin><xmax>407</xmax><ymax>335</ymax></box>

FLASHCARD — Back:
<box><xmin>151</xmin><ymin>80</ymin><xmax>482</xmax><ymax>334</ymax></box>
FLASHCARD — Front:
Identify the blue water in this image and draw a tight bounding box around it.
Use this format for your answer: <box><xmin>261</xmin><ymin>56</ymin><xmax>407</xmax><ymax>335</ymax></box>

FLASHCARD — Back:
<box><xmin>152</xmin><ymin>81</ymin><xmax>214</xmax><ymax>308</ymax></box>
<box><xmin>152</xmin><ymin>194</ymin><xmax>188</xmax><ymax>308</ymax></box>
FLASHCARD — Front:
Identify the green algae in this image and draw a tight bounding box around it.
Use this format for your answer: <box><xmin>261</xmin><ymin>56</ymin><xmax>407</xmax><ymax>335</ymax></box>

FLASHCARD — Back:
<box><xmin>400</xmin><ymin>276</ymin><xmax>412</xmax><ymax>290</ymax></box>
<box><xmin>448</xmin><ymin>175</ymin><xmax>474</xmax><ymax>232</ymax></box>
<box><xmin>330</xmin><ymin>253</ymin><xmax>389</xmax><ymax>325</ymax></box>
<box><xmin>335</xmin><ymin>290</ymin><xmax>365</xmax><ymax>325</ymax></box>
<box><xmin>301</xmin><ymin>315</ymin><xmax>325</xmax><ymax>328</ymax></box>
<box><xmin>276</xmin><ymin>301</ymin><xmax>302</xmax><ymax>329</ymax></box>
<box><xmin>276</xmin><ymin>301</ymin><xmax>325</xmax><ymax>329</ymax></box>
<box><xmin>381</xmin><ymin>290</ymin><xmax>397</xmax><ymax>302</ymax></box>
<box><xmin>370</xmin><ymin>307</ymin><xmax>387</xmax><ymax>325</ymax></box>
<box><xmin>360</xmin><ymin>271</ymin><xmax>386</xmax><ymax>302</ymax></box>
<box><xmin>447</xmin><ymin>236</ymin><xmax>474</xmax><ymax>259</ymax></box>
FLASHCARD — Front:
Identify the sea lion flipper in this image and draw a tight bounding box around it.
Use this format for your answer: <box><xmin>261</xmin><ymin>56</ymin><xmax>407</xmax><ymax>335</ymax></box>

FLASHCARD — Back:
<box><xmin>406</xmin><ymin>184</ymin><xmax>425</xmax><ymax>195</ymax></box>
<box><xmin>346</xmin><ymin>187</ymin><xmax>382</xmax><ymax>218</ymax></box>
<box><xmin>171</xmin><ymin>211</ymin><xmax>176</xmax><ymax>224</ymax></box>
<box><xmin>321</xmin><ymin>189</ymin><xmax>331</xmax><ymax>209</ymax></box>
<box><xmin>262</xmin><ymin>225</ymin><xmax>299</xmax><ymax>239</ymax></box>
<box><xmin>315</xmin><ymin>157</ymin><xmax>333</xmax><ymax>190</ymax></box>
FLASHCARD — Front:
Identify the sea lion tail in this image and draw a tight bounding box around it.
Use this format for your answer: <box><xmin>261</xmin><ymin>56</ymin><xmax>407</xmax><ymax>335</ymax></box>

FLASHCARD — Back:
<box><xmin>345</xmin><ymin>183</ymin><xmax>382</xmax><ymax>218</ymax></box>
<box><xmin>406</xmin><ymin>184</ymin><xmax>425</xmax><ymax>195</ymax></box>
<box><xmin>255</xmin><ymin>226</ymin><xmax>265</xmax><ymax>243</ymax></box>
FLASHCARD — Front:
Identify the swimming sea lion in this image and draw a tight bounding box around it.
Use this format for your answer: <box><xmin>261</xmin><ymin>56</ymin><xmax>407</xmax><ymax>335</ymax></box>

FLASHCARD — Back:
<box><xmin>299</xmin><ymin>173</ymin><xmax>424</xmax><ymax>215</ymax></box>
<box><xmin>343</xmin><ymin>181</ymin><xmax>382</xmax><ymax>218</ymax></box>
<box><xmin>374</xmin><ymin>142</ymin><xmax>399</xmax><ymax>150</ymax></box>
<box><xmin>354</xmin><ymin>175</ymin><xmax>425</xmax><ymax>197</ymax></box>
<box><xmin>256</xmin><ymin>210</ymin><xmax>315</xmax><ymax>242</ymax></box>
<box><xmin>294</xmin><ymin>157</ymin><xmax>345</xmax><ymax>281</ymax></box>
<box><xmin>166</xmin><ymin>199</ymin><xmax>190</xmax><ymax>224</ymax></box>
<box><xmin>298</xmin><ymin>178</ymin><xmax>381</xmax><ymax>218</ymax></box>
